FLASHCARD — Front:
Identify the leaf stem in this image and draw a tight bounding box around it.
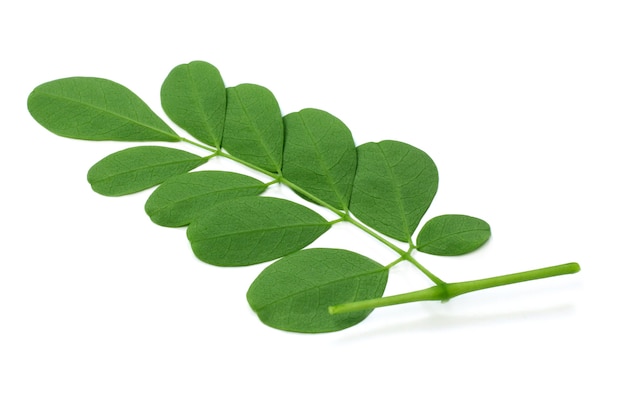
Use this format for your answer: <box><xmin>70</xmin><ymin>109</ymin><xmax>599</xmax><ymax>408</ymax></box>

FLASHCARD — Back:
<box><xmin>203</xmin><ymin>152</ymin><xmax>220</xmax><ymax>161</ymax></box>
<box><xmin>217</xmin><ymin>150</ymin><xmax>282</xmax><ymax>181</ymax></box>
<box><xmin>342</xmin><ymin>214</ymin><xmax>446</xmax><ymax>285</ymax></box>
<box><xmin>328</xmin><ymin>262</ymin><xmax>580</xmax><ymax>314</ymax></box>
<box><xmin>405</xmin><ymin>253</ymin><xmax>447</xmax><ymax>287</ymax></box>
<box><xmin>342</xmin><ymin>214</ymin><xmax>406</xmax><ymax>256</ymax></box>
<box><xmin>384</xmin><ymin>257</ymin><xmax>405</xmax><ymax>270</ymax></box>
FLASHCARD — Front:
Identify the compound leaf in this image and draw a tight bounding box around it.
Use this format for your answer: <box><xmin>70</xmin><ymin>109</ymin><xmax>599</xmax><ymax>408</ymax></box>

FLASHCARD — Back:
<box><xmin>187</xmin><ymin>196</ymin><xmax>330</xmax><ymax>266</ymax></box>
<box><xmin>27</xmin><ymin>60</ymin><xmax>580</xmax><ymax>335</ymax></box>
<box><xmin>87</xmin><ymin>146</ymin><xmax>208</xmax><ymax>196</ymax></box>
<box><xmin>247</xmin><ymin>248</ymin><xmax>388</xmax><ymax>333</ymax></box>
<box><xmin>27</xmin><ymin>77</ymin><xmax>179</xmax><ymax>142</ymax></box>
<box><xmin>416</xmin><ymin>214</ymin><xmax>491</xmax><ymax>256</ymax></box>
<box><xmin>282</xmin><ymin>108</ymin><xmax>357</xmax><ymax>210</ymax></box>
<box><xmin>350</xmin><ymin>140</ymin><xmax>438</xmax><ymax>242</ymax></box>
<box><xmin>145</xmin><ymin>171</ymin><xmax>267</xmax><ymax>227</ymax></box>
<box><xmin>222</xmin><ymin>84</ymin><xmax>283</xmax><ymax>173</ymax></box>
<box><xmin>161</xmin><ymin>61</ymin><xmax>226</xmax><ymax>147</ymax></box>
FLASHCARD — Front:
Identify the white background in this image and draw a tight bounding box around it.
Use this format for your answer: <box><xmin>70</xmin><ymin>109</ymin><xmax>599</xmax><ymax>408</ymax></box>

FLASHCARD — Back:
<box><xmin>2</xmin><ymin>1</ymin><xmax>624</xmax><ymax>408</ymax></box>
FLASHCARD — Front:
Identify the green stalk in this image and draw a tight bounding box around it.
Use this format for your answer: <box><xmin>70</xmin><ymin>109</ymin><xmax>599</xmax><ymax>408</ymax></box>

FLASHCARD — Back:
<box><xmin>404</xmin><ymin>253</ymin><xmax>447</xmax><ymax>287</ymax></box>
<box><xmin>342</xmin><ymin>214</ymin><xmax>409</xmax><ymax>257</ymax></box>
<box><xmin>328</xmin><ymin>262</ymin><xmax>580</xmax><ymax>315</ymax></box>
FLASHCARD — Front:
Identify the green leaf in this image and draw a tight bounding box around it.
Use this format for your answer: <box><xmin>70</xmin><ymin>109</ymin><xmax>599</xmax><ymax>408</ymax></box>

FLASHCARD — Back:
<box><xmin>282</xmin><ymin>108</ymin><xmax>357</xmax><ymax>210</ymax></box>
<box><xmin>350</xmin><ymin>140</ymin><xmax>438</xmax><ymax>242</ymax></box>
<box><xmin>87</xmin><ymin>146</ymin><xmax>208</xmax><ymax>196</ymax></box>
<box><xmin>161</xmin><ymin>61</ymin><xmax>226</xmax><ymax>147</ymax></box>
<box><xmin>145</xmin><ymin>171</ymin><xmax>267</xmax><ymax>227</ymax></box>
<box><xmin>416</xmin><ymin>214</ymin><xmax>491</xmax><ymax>256</ymax></box>
<box><xmin>187</xmin><ymin>197</ymin><xmax>330</xmax><ymax>266</ymax></box>
<box><xmin>27</xmin><ymin>77</ymin><xmax>179</xmax><ymax>142</ymax></box>
<box><xmin>222</xmin><ymin>84</ymin><xmax>283</xmax><ymax>173</ymax></box>
<box><xmin>247</xmin><ymin>248</ymin><xmax>388</xmax><ymax>333</ymax></box>
<box><xmin>27</xmin><ymin>61</ymin><xmax>582</xmax><ymax>335</ymax></box>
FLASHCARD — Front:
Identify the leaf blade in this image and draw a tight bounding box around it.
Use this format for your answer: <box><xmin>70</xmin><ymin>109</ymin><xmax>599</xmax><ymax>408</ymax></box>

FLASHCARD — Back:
<box><xmin>350</xmin><ymin>140</ymin><xmax>438</xmax><ymax>242</ymax></box>
<box><xmin>27</xmin><ymin>77</ymin><xmax>179</xmax><ymax>142</ymax></box>
<box><xmin>160</xmin><ymin>61</ymin><xmax>226</xmax><ymax>147</ymax></box>
<box><xmin>187</xmin><ymin>197</ymin><xmax>330</xmax><ymax>266</ymax></box>
<box><xmin>416</xmin><ymin>214</ymin><xmax>491</xmax><ymax>256</ymax></box>
<box><xmin>87</xmin><ymin>146</ymin><xmax>208</xmax><ymax>196</ymax></box>
<box><xmin>222</xmin><ymin>84</ymin><xmax>283</xmax><ymax>173</ymax></box>
<box><xmin>145</xmin><ymin>171</ymin><xmax>267</xmax><ymax>227</ymax></box>
<box><xmin>282</xmin><ymin>108</ymin><xmax>357</xmax><ymax>210</ymax></box>
<box><xmin>247</xmin><ymin>248</ymin><xmax>388</xmax><ymax>333</ymax></box>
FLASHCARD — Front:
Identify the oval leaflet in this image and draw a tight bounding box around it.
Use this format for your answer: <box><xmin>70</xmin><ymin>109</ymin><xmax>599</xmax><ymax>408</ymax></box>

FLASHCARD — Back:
<box><xmin>282</xmin><ymin>108</ymin><xmax>357</xmax><ymax>210</ymax></box>
<box><xmin>28</xmin><ymin>77</ymin><xmax>179</xmax><ymax>142</ymax></box>
<box><xmin>187</xmin><ymin>196</ymin><xmax>331</xmax><ymax>266</ymax></box>
<box><xmin>87</xmin><ymin>146</ymin><xmax>208</xmax><ymax>196</ymax></box>
<box><xmin>222</xmin><ymin>84</ymin><xmax>284</xmax><ymax>173</ymax></box>
<box><xmin>145</xmin><ymin>171</ymin><xmax>267</xmax><ymax>227</ymax></box>
<box><xmin>247</xmin><ymin>248</ymin><xmax>389</xmax><ymax>333</ymax></box>
<box><xmin>416</xmin><ymin>214</ymin><xmax>491</xmax><ymax>256</ymax></box>
<box><xmin>350</xmin><ymin>140</ymin><xmax>438</xmax><ymax>242</ymax></box>
<box><xmin>161</xmin><ymin>61</ymin><xmax>226</xmax><ymax>147</ymax></box>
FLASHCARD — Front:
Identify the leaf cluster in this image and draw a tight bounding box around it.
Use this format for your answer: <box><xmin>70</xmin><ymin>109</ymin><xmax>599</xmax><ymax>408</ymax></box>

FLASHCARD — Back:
<box><xmin>28</xmin><ymin>61</ymin><xmax>498</xmax><ymax>333</ymax></box>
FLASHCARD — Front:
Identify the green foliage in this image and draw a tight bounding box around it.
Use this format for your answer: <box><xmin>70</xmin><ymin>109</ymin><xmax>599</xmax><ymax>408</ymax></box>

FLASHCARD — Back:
<box><xmin>28</xmin><ymin>77</ymin><xmax>179</xmax><ymax>142</ymax></box>
<box><xmin>161</xmin><ymin>61</ymin><xmax>226</xmax><ymax>147</ymax></box>
<box><xmin>145</xmin><ymin>171</ymin><xmax>267</xmax><ymax>227</ymax></box>
<box><xmin>187</xmin><ymin>197</ymin><xmax>330</xmax><ymax>266</ymax></box>
<box><xmin>222</xmin><ymin>84</ymin><xmax>283</xmax><ymax>173</ymax></box>
<box><xmin>27</xmin><ymin>60</ymin><xmax>579</xmax><ymax>334</ymax></box>
<box><xmin>350</xmin><ymin>140</ymin><xmax>438</xmax><ymax>242</ymax></box>
<box><xmin>416</xmin><ymin>215</ymin><xmax>491</xmax><ymax>256</ymax></box>
<box><xmin>247</xmin><ymin>249</ymin><xmax>388</xmax><ymax>333</ymax></box>
<box><xmin>87</xmin><ymin>146</ymin><xmax>208</xmax><ymax>196</ymax></box>
<box><xmin>282</xmin><ymin>108</ymin><xmax>357</xmax><ymax>210</ymax></box>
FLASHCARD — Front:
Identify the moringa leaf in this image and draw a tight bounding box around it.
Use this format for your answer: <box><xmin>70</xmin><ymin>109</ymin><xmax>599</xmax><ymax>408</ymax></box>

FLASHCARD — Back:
<box><xmin>28</xmin><ymin>60</ymin><xmax>580</xmax><ymax>335</ymax></box>
<box><xmin>187</xmin><ymin>196</ymin><xmax>330</xmax><ymax>266</ymax></box>
<box><xmin>416</xmin><ymin>214</ymin><xmax>491</xmax><ymax>256</ymax></box>
<box><xmin>222</xmin><ymin>84</ymin><xmax>283</xmax><ymax>173</ymax></box>
<box><xmin>161</xmin><ymin>61</ymin><xmax>226</xmax><ymax>147</ymax></box>
<box><xmin>282</xmin><ymin>108</ymin><xmax>357</xmax><ymax>210</ymax></box>
<box><xmin>87</xmin><ymin>146</ymin><xmax>208</xmax><ymax>196</ymax></box>
<box><xmin>247</xmin><ymin>248</ymin><xmax>388</xmax><ymax>333</ymax></box>
<box><xmin>350</xmin><ymin>140</ymin><xmax>438</xmax><ymax>242</ymax></box>
<box><xmin>145</xmin><ymin>171</ymin><xmax>267</xmax><ymax>227</ymax></box>
<box><xmin>27</xmin><ymin>77</ymin><xmax>179</xmax><ymax>142</ymax></box>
